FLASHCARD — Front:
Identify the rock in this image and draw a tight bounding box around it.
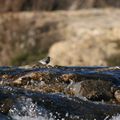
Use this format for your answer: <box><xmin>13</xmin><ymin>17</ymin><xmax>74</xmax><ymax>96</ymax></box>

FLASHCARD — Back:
<box><xmin>0</xmin><ymin>86</ymin><xmax>120</xmax><ymax>120</ymax></box>
<box><xmin>0</xmin><ymin>65</ymin><xmax>120</xmax><ymax>119</ymax></box>
<box><xmin>70</xmin><ymin>80</ymin><xmax>113</xmax><ymax>101</ymax></box>
<box><xmin>12</xmin><ymin>71</ymin><xmax>66</xmax><ymax>93</ymax></box>
<box><xmin>0</xmin><ymin>91</ymin><xmax>14</xmax><ymax>114</ymax></box>
<box><xmin>114</xmin><ymin>90</ymin><xmax>120</xmax><ymax>103</ymax></box>
<box><xmin>0</xmin><ymin>113</ymin><xmax>11</xmax><ymax>120</ymax></box>
<box><xmin>0</xmin><ymin>66</ymin><xmax>120</xmax><ymax>102</ymax></box>
<box><xmin>60</xmin><ymin>74</ymin><xmax>77</xmax><ymax>82</ymax></box>
<box><xmin>0</xmin><ymin>98</ymin><xmax>13</xmax><ymax>114</ymax></box>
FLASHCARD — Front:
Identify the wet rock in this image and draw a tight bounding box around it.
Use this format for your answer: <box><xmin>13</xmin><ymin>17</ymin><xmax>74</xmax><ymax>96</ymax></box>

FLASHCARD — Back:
<box><xmin>13</xmin><ymin>71</ymin><xmax>57</xmax><ymax>85</ymax></box>
<box><xmin>0</xmin><ymin>98</ymin><xmax>13</xmax><ymax>114</ymax></box>
<box><xmin>0</xmin><ymin>113</ymin><xmax>12</xmax><ymax>120</ymax></box>
<box><xmin>60</xmin><ymin>74</ymin><xmax>77</xmax><ymax>82</ymax></box>
<box><xmin>0</xmin><ymin>86</ymin><xmax>120</xmax><ymax>120</ymax></box>
<box><xmin>0</xmin><ymin>91</ymin><xmax>14</xmax><ymax>114</ymax></box>
<box><xmin>114</xmin><ymin>90</ymin><xmax>120</xmax><ymax>103</ymax></box>
<box><xmin>1</xmin><ymin>66</ymin><xmax>120</xmax><ymax>98</ymax></box>
<box><xmin>12</xmin><ymin>71</ymin><xmax>66</xmax><ymax>93</ymax></box>
<box><xmin>70</xmin><ymin>80</ymin><xmax>113</xmax><ymax>101</ymax></box>
<box><xmin>0</xmin><ymin>66</ymin><xmax>120</xmax><ymax>119</ymax></box>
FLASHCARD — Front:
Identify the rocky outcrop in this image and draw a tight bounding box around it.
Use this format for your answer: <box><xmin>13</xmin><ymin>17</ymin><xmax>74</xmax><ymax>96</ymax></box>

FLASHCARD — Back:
<box><xmin>0</xmin><ymin>65</ymin><xmax>120</xmax><ymax>119</ymax></box>
<box><xmin>70</xmin><ymin>80</ymin><xmax>113</xmax><ymax>101</ymax></box>
<box><xmin>0</xmin><ymin>65</ymin><xmax>120</xmax><ymax>103</ymax></box>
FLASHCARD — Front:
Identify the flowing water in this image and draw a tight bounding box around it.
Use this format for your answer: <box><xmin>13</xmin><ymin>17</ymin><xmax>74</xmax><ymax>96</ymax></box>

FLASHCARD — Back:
<box><xmin>0</xmin><ymin>66</ymin><xmax>120</xmax><ymax>120</ymax></box>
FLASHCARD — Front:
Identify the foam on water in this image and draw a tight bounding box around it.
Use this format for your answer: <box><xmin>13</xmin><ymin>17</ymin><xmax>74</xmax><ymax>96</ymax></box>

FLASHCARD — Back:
<box><xmin>110</xmin><ymin>114</ymin><xmax>120</xmax><ymax>120</ymax></box>
<box><xmin>10</xmin><ymin>116</ymin><xmax>54</xmax><ymax>120</ymax></box>
<box><xmin>9</xmin><ymin>97</ymin><xmax>55</xmax><ymax>120</ymax></box>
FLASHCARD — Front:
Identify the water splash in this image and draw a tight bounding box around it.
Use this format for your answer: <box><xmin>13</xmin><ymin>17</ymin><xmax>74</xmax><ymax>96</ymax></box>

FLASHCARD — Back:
<box><xmin>9</xmin><ymin>96</ymin><xmax>54</xmax><ymax>120</ymax></box>
<box><xmin>110</xmin><ymin>114</ymin><xmax>120</xmax><ymax>120</ymax></box>
<box><xmin>9</xmin><ymin>116</ymin><xmax>54</xmax><ymax>120</ymax></box>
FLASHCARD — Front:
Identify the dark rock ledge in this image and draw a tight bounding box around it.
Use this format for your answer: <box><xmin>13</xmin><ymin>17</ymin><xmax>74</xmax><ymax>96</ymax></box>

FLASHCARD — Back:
<box><xmin>0</xmin><ymin>64</ymin><xmax>120</xmax><ymax>119</ymax></box>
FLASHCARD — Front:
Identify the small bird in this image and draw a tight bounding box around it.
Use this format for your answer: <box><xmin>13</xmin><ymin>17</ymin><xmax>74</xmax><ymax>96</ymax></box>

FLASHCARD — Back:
<box><xmin>38</xmin><ymin>56</ymin><xmax>51</xmax><ymax>65</ymax></box>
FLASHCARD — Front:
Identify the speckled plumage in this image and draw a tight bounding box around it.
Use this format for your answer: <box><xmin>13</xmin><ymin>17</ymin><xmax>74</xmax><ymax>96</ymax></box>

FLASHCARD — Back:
<box><xmin>39</xmin><ymin>56</ymin><xmax>50</xmax><ymax>65</ymax></box>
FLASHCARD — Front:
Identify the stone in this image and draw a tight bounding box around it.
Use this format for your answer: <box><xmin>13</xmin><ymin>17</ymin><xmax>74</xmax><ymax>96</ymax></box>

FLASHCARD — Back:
<box><xmin>114</xmin><ymin>90</ymin><xmax>120</xmax><ymax>103</ymax></box>
<box><xmin>70</xmin><ymin>80</ymin><xmax>113</xmax><ymax>101</ymax></box>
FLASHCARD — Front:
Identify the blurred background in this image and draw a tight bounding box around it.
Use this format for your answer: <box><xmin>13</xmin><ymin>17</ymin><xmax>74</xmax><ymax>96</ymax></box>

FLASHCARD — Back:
<box><xmin>0</xmin><ymin>0</ymin><xmax>120</xmax><ymax>66</ymax></box>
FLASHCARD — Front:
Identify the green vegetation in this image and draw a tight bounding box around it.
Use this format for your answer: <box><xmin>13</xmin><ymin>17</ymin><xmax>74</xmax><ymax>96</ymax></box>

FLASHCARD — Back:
<box><xmin>106</xmin><ymin>53</ymin><xmax>120</xmax><ymax>66</ymax></box>
<box><xmin>106</xmin><ymin>40</ymin><xmax>120</xmax><ymax>66</ymax></box>
<box><xmin>11</xmin><ymin>50</ymin><xmax>47</xmax><ymax>66</ymax></box>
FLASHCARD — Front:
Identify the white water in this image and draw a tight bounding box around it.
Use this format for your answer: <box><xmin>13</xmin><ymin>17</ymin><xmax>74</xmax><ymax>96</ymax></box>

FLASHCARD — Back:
<box><xmin>10</xmin><ymin>116</ymin><xmax>54</xmax><ymax>120</ymax></box>
<box><xmin>110</xmin><ymin>114</ymin><xmax>120</xmax><ymax>120</ymax></box>
<box><xmin>9</xmin><ymin>97</ymin><xmax>55</xmax><ymax>120</ymax></box>
<box><xmin>7</xmin><ymin>96</ymin><xmax>120</xmax><ymax>120</ymax></box>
